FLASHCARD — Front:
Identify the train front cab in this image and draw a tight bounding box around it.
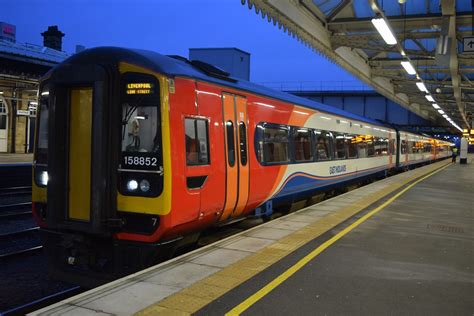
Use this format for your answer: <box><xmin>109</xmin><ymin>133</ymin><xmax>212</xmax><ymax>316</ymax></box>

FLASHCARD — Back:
<box><xmin>32</xmin><ymin>60</ymin><xmax>177</xmax><ymax>286</ymax></box>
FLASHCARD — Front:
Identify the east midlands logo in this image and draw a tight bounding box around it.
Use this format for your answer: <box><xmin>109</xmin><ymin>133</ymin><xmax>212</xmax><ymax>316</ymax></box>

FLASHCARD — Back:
<box><xmin>329</xmin><ymin>165</ymin><xmax>347</xmax><ymax>175</ymax></box>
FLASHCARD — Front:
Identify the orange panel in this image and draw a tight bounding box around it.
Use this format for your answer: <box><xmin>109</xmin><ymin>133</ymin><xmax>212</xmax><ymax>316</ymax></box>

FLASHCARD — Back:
<box><xmin>220</xmin><ymin>94</ymin><xmax>238</xmax><ymax>221</ymax></box>
<box><xmin>232</xmin><ymin>96</ymin><xmax>249</xmax><ymax>217</ymax></box>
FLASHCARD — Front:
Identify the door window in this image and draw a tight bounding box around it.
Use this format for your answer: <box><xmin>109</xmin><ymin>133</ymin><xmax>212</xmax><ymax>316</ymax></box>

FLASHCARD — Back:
<box><xmin>225</xmin><ymin>120</ymin><xmax>235</xmax><ymax>167</ymax></box>
<box><xmin>238</xmin><ymin>122</ymin><xmax>247</xmax><ymax>166</ymax></box>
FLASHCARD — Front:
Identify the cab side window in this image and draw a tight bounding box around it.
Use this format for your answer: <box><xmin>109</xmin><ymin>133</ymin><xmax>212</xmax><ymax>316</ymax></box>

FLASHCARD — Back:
<box><xmin>185</xmin><ymin>118</ymin><xmax>209</xmax><ymax>165</ymax></box>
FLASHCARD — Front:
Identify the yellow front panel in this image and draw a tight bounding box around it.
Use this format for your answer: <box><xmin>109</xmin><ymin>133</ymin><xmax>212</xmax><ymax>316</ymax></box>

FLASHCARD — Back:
<box><xmin>116</xmin><ymin>62</ymin><xmax>172</xmax><ymax>215</ymax></box>
<box><xmin>68</xmin><ymin>88</ymin><xmax>92</xmax><ymax>221</ymax></box>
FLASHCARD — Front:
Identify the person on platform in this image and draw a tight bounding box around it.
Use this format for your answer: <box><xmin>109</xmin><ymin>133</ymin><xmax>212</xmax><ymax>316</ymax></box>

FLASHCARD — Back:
<box><xmin>451</xmin><ymin>146</ymin><xmax>458</xmax><ymax>163</ymax></box>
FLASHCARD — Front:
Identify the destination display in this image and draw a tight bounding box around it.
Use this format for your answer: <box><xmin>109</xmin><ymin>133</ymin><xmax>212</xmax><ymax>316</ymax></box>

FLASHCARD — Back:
<box><xmin>125</xmin><ymin>82</ymin><xmax>155</xmax><ymax>95</ymax></box>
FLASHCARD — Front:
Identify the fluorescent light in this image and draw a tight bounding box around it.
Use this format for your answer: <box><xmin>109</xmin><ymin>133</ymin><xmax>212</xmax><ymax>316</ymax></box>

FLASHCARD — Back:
<box><xmin>0</xmin><ymin>91</ymin><xmax>3</xmax><ymax>95</ymax></box>
<box><xmin>438</xmin><ymin>109</ymin><xmax>445</xmax><ymax>114</ymax></box>
<box><xmin>371</xmin><ymin>17</ymin><xmax>397</xmax><ymax>45</ymax></box>
<box><xmin>425</xmin><ymin>95</ymin><xmax>435</xmax><ymax>102</ymax></box>
<box><xmin>432</xmin><ymin>103</ymin><xmax>440</xmax><ymax>109</ymax></box>
<box><xmin>442</xmin><ymin>114</ymin><xmax>448</xmax><ymax>118</ymax></box>
<box><xmin>401</xmin><ymin>50</ymin><xmax>406</xmax><ymax>56</ymax></box>
<box><xmin>41</xmin><ymin>91</ymin><xmax>49</xmax><ymax>96</ymax></box>
<box><xmin>416</xmin><ymin>82</ymin><xmax>428</xmax><ymax>93</ymax></box>
<box><xmin>401</xmin><ymin>61</ymin><xmax>416</xmax><ymax>75</ymax></box>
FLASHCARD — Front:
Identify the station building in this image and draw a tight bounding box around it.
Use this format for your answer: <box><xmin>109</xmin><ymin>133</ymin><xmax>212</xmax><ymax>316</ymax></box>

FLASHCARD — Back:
<box><xmin>0</xmin><ymin>23</ymin><xmax>68</xmax><ymax>153</ymax></box>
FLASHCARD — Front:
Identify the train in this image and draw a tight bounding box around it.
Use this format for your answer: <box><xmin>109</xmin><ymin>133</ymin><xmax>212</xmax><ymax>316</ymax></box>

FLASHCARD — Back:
<box><xmin>32</xmin><ymin>47</ymin><xmax>452</xmax><ymax>286</ymax></box>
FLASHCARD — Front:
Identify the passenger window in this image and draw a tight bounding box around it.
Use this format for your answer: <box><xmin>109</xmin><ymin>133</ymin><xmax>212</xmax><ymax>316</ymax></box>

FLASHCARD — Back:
<box><xmin>347</xmin><ymin>135</ymin><xmax>358</xmax><ymax>158</ymax></box>
<box><xmin>401</xmin><ymin>140</ymin><xmax>408</xmax><ymax>154</ymax></box>
<box><xmin>424</xmin><ymin>142</ymin><xmax>432</xmax><ymax>153</ymax></box>
<box><xmin>367</xmin><ymin>136</ymin><xmax>375</xmax><ymax>157</ymax></box>
<box><xmin>356</xmin><ymin>135</ymin><xmax>368</xmax><ymax>158</ymax></box>
<box><xmin>185</xmin><ymin>118</ymin><xmax>210</xmax><ymax>166</ymax></box>
<box><xmin>315</xmin><ymin>130</ymin><xmax>332</xmax><ymax>161</ymax></box>
<box><xmin>238</xmin><ymin>122</ymin><xmax>247</xmax><ymax>166</ymax></box>
<box><xmin>293</xmin><ymin>128</ymin><xmax>313</xmax><ymax>162</ymax></box>
<box><xmin>262</xmin><ymin>125</ymin><xmax>290</xmax><ymax>164</ymax></box>
<box><xmin>374</xmin><ymin>137</ymin><xmax>388</xmax><ymax>156</ymax></box>
<box><xmin>334</xmin><ymin>132</ymin><xmax>346</xmax><ymax>159</ymax></box>
<box><xmin>226</xmin><ymin>121</ymin><xmax>235</xmax><ymax>167</ymax></box>
<box><xmin>389</xmin><ymin>139</ymin><xmax>395</xmax><ymax>154</ymax></box>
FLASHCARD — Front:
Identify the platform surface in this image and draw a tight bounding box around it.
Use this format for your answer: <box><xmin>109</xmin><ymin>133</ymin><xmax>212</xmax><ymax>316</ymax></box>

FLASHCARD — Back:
<box><xmin>0</xmin><ymin>153</ymin><xmax>33</xmax><ymax>164</ymax></box>
<box><xmin>31</xmin><ymin>158</ymin><xmax>473</xmax><ymax>315</ymax></box>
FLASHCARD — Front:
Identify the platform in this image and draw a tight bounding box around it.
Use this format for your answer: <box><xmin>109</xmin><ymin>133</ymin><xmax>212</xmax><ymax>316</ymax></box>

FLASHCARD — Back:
<box><xmin>31</xmin><ymin>158</ymin><xmax>473</xmax><ymax>315</ymax></box>
<box><xmin>0</xmin><ymin>153</ymin><xmax>33</xmax><ymax>165</ymax></box>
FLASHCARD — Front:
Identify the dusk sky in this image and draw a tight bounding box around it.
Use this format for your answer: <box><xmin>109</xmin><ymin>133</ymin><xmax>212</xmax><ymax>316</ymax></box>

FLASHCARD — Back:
<box><xmin>2</xmin><ymin>0</ymin><xmax>360</xmax><ymax>86</ymax></box>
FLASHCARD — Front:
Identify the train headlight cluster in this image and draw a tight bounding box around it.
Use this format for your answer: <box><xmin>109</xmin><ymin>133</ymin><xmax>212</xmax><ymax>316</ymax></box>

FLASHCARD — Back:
<box><xmin>34</xmin><ymin>166</ymin><xmax>49</xmax><ymax>187</ymax></box>
<box><xmin>126</xmin><ymin>180</ymin><xmax>138</xmax><ymax>191</ymax></box>
<box><xmin>139</xmin><ymin>179</ymin><xmax>150</xmax><ymax>192</ymax></box>
<box><xmin>126</xmin><ymin>179</ymin><xmax>150</xmax><ymax>193</ymax></box>
<box><xmin>39</xmin><ymin>171</ymin><xmax>49</xmax><ymax>186</ymax></box>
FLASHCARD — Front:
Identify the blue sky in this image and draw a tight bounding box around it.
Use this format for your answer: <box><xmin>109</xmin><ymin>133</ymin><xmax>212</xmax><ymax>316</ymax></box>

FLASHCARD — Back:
<box><xmin>2</xmin><ymin>0</ymin><xmax>358</xmax><ymax>84</ymax></box>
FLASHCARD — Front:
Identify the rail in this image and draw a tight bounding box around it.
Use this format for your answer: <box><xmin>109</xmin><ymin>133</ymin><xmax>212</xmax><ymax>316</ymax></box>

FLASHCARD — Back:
<box><xmin>0</xmin><ymin>286</ymin><xmax>82</xmax><ymax>315</ymax></box>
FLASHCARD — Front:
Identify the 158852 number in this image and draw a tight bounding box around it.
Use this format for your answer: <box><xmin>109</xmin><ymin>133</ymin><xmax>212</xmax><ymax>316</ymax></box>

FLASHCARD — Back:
<box><xmin>123</xmin><ymin>156</ymin><xmax>158</xmax><ymax>167</ymax></box>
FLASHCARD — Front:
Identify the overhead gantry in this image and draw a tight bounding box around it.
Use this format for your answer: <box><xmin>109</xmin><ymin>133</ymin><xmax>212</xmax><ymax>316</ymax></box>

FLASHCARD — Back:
<box><xmin>240</xmin><ymin>0</ymin><xmax>474</xmax><ymax>132</ymax></box>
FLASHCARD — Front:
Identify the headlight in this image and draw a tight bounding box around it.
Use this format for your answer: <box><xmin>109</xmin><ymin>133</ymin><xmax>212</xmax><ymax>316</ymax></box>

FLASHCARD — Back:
<box><xmin>139</xmin><ymin>179</ymin><xmax>150</xmax><ymax>192</ymax></box>
<box><xmin>127</xmin><ymin>179</ymin><xmax>138</xmax><ymax>191</ymax></box>
<box><xmin>39</xmin><ymin>171</ymin><xmax>49</xmax><ymax>186</ymax></box>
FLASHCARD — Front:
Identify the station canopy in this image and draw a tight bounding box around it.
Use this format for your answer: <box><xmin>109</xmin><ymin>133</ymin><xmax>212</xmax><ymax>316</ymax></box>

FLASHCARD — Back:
<box><xmin>242</xmin><ymin>0</ymin><xmax>474</xmax><ymax>133</ymax></box>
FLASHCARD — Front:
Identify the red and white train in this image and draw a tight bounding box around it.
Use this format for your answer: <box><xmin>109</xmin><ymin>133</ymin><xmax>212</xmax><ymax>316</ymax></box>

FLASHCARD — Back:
<box><xmin>32</xmin><ymin>47</ymin><xmax>451</xmax><ymax>285</ymax></box>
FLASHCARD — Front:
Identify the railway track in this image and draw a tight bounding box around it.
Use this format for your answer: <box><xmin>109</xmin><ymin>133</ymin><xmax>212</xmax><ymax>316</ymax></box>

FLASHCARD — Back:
<box><xmin>0</xmin><ymin>186</ymin><xmax>32</xmax><ymax>197</ymax></box>
<box><xmin>0</xmin><ymin>286</ymin><xmax>83</xmax><ymax>315</ymax></box>
<box><xmin>0</xmin><ymin>202</ymin><xmax>32</xmax><ymax>218</ymax></box>
<box><xmin>0</xmin><ymin>227</ymin><xmax>42</xmax><ymax>259</ymax></box>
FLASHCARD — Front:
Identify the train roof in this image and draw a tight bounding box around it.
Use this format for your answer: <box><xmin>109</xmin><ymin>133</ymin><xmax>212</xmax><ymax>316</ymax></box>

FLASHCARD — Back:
<box><xmin>61</xmin><ymin>47</ymin><xmax>391</xmax><ymax>128</ymax></box>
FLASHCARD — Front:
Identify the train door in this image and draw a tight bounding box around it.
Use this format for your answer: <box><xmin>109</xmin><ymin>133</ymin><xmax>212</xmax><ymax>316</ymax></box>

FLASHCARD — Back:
<box><xmin>221</xmin><ymin>93</ymin><xmax>249</xmax><ymax>221</ymax></box>
<box><xmin>194</xmin><ymin>82</ymin><xmax>226</xmax><ymax>217</ymax></box>
<box><xmin>0</xmin><ymin>98</ymin><xmax>8</xmax><ymax>152</ymax></box>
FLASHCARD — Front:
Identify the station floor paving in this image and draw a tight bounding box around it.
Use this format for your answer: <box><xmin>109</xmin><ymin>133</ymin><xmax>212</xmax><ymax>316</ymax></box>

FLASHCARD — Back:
<box><xmin>31</xmin><ymin>158</ymin><xmax>473</xmax><ymax>315</ymax></box>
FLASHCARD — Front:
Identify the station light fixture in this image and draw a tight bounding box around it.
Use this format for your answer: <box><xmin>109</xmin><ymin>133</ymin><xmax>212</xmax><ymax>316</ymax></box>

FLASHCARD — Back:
<box><xmin>425</xmin><ymin>95</ymin><xmax>435</xmax><ymax>102</ymax></box>
<box><xmin>371</xmin><ymin>17</ymin><xmax>397</xmax><ymax>45</ymax></box>
<box><xmin>400</xmin><ymin>61</ymin><xmax>416</xmax><ymax>75</ymax></box>
<box><xmin>432</xmin><ymin>103</ymin><xmax>440</xmax><ymax>109</ymax></box>
<box><xmin>438</xmin><ymin>109</ymin><xmax>445</xmax><ymax>114</ymax></box>
<box><xmin>416</xmin><ymin>82</ymin><xmax>428</xmax><ymax>93</ymax></box>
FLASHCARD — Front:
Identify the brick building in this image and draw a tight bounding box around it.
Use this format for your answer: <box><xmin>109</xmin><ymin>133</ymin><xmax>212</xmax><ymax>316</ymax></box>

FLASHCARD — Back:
<box><xmin>0</xmin><ymin>23</ymin><xmax>68</xmax><ymax>153</ymax></box>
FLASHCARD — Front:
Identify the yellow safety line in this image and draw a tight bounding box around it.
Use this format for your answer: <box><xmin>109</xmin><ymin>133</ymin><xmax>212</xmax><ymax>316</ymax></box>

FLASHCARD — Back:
<box><xmin>225</xmin><ymin>163</ymin><xmax>450</xmax><ymax>315</ymax></box>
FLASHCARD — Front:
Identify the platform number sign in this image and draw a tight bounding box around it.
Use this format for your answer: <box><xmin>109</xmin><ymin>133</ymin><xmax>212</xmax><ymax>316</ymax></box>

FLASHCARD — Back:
<box><xmin>462</xmin><ymin>37</ymin><xmax>474</xmax><ymax>53</ymax></box>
